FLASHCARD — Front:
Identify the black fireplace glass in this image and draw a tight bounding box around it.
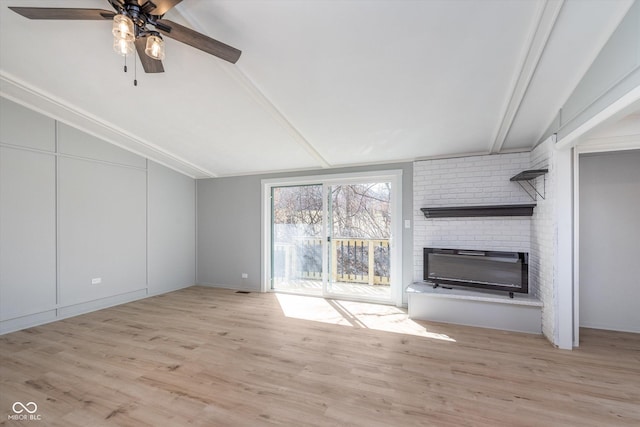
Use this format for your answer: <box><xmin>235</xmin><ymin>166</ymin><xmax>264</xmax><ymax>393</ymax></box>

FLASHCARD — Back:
<box><xmin>423</xmin><ymin>248</ymin><xmax>528</xmax><ymax>294</ymax></box>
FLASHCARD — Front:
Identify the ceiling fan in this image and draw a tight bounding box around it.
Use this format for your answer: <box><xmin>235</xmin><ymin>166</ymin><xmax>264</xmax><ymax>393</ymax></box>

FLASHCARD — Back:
<box><xmin>9</xmin><ymin>0</ymin><xmax>241</xmax><ymax>74</ymax></box>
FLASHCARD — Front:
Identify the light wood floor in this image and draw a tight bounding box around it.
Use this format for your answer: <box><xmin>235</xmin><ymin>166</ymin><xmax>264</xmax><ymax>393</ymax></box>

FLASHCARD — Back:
<box><xmin>1</xmin><ymin>286</ymin><xmax>639</xmax><ymax>426</ymax></box>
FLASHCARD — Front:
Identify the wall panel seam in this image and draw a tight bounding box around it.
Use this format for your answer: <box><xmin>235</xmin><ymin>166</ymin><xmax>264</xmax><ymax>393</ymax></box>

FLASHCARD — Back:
<box><xmin>55</xmin><ymin>120</ymin><xmax>60</xmax><ymax>309</ymax></box>
<box><xmin>0</xmin><ymin>142</ymin><xmax>147</xmax><ymax>171</ymax></box>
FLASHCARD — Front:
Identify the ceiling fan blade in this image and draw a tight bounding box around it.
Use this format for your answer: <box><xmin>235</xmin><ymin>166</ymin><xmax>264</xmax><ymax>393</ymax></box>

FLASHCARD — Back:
<box><xmin>156</xmin><ymin>19</ymin><xmax>241</xmax><ymax>64</ymax></box>
<box><xmin>141</xmin><ymin>0</ymin><xmax>183</xmax><ymax>16</ymax></box>
<box><xmin>8</xmin><ymin>7</ymin><xmax>115</xmax><ymax>20</ymax></box>
<box><xmin>135</xmin><ymin>38</ymin><xmax>165</xmax><ymax>73</ymax></box>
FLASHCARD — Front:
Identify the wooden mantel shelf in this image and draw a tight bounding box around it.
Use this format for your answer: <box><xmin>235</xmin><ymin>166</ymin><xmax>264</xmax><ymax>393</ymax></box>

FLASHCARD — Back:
<box><xmin>420</xmin><ymin>204</ymin><xmax>536</xmax><ymax>219</ymax></box>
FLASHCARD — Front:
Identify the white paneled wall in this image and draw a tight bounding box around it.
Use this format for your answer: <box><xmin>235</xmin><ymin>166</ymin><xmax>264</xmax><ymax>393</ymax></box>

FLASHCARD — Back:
<box><xmin>0</xmin><ymin>148</ymin><xmax>56</xmax><ymax>321</ymax></box>
<box><xmin>0</xmin><ymin>97</ymin><xmax>196</xmax><ymax>333</ymax></box>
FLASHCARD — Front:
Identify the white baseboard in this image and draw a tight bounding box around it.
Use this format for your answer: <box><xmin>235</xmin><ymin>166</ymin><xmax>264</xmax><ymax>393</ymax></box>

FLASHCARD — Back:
<box><xmin>579</xmin><ymin>322</ymin><xmax>640</xmax><ymax>334</ymax></box>
<box><xmin>0</xmin><ymin>284</ymin><xmax>197</xmax><ymax>335</ymax></box>
<box><xmin>197</xmin><ymin>282</ymin><xmax>261</xmax><ymax>292</ymax></box>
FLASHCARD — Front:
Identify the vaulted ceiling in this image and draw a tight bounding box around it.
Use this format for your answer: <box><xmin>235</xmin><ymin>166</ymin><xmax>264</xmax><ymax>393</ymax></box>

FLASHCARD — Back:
<box><xmin>0</xmin><ymin>0</ymin><xmax>634</xmax><ymax>178</ymax></box>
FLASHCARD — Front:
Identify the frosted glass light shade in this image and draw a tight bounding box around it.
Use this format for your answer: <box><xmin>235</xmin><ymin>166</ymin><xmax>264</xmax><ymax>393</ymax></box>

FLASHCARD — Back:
<box><xmin>113</xmin><ymin>37</ymin><xmax>134</xmax><ymax>56</ymax></box>
<box><xmin>145</xmin><ymin>35</ymin><xmax>165</xmax><ymax>60</ymax></box>
<box><xmin>112</xmin><ymin>14</ymin><xmax>134</xmax><ymax>42</ymax></box>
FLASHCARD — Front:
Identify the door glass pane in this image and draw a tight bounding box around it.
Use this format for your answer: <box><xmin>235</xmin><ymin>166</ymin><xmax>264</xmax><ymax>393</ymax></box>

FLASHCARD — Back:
<box><xmin>328</xmin><ymin>183</ymin><xmax>392</xmax><ymax>300</ymax></box>
<box><xmin>271</xmin><ymin>185</ymin><xmax>323</xmax><ymax>295</ymax></box>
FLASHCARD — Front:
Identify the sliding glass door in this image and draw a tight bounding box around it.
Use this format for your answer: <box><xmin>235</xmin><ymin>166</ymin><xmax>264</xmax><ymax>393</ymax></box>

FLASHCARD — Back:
<box><xmin>271</xmin><ymin>184</ymin><xmax>324</xmax><ymax>295</ymax></box>
<box><xmin>265</xmin><ymin>171</ymin><xmax>401</xmax><ymax>305</ymax></box>
<box><xmin>326</xmin><ymin>183</ymin><xmax>392</xmax><ymax>301</ymax></box>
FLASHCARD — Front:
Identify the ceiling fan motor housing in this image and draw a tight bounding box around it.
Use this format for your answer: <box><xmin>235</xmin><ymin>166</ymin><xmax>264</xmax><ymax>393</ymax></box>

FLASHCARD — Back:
<box><xmin>111</xmin><ymin>0</ymin><xmax>167</xmax><ymax>39</ymax></box>
<box><xmin>8</xmin><ymin>0</ymin><xmax>242</xmax><ymax>73</ymax></box>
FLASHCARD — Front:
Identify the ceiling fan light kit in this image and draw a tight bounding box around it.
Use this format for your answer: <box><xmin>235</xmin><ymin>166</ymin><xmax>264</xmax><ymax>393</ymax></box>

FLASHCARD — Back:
<box><xmin>109</xmin><ymin>1</ymin><xmax>168</xmax><ymax>65</ymax></box>
<box><xmin>145</xmin><ymin>35</ymin><xmax>165</xmax><ymax>60</ymax></box>
<box><xmin>112</xmin><ymin>13</ymin><xmax>135</xmax><ymax>42</ymax></box>
<box><xmin>8</xmin><ymin>0</ymin><xmax>241</xmax><ymax>77</ymax></box>
<box><xmin>113</xmin><ymin>37</ymin><xmax>135</xmax><ymax>56</ymax></box>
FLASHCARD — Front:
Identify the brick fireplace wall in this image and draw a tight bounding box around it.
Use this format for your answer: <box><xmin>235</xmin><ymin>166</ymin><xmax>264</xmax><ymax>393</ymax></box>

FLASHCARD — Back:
<box><xmin>412</xmin><ymin>152</ymin><xmax>541</xmax><ymax>304</ymax></box>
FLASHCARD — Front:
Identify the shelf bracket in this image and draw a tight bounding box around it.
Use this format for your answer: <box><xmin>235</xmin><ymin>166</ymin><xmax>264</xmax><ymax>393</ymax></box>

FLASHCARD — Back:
<box><xmin>510</xmin><ymin>169</ymin><xmax>548</xmax><ymax>201</ymax></box>
<box><xmin>515</xmin><ymin>177</ymin><xmax>545</xmax><ymax>201</ymax></box>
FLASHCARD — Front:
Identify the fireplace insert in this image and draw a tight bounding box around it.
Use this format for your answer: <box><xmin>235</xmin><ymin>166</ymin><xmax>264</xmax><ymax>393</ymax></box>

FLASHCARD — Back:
<box><xmin>423</xmin><ymin>248</ymin><xmax>528</xmax><ymax>297</ymax></box>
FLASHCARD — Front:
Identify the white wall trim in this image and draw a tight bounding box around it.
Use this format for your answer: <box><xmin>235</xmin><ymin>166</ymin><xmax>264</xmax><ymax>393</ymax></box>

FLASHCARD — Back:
<box><xmin>554</xmin><ymin>146</ymin><xmax>574</xmax><ymax>350</ymax></box>
<box><xmin>578</xmin><ymin>134</ymin><xmax>640</xmax><ymax>153</ymax></box>
<box><xmin>194</xmin><ymin>151</ymin><xmax>531</xmax><ymax>180</ymax></box>
<box><xmin>572</xmin><ymin>145</ymin><xmax>580</xmax><ymax>347</ymax></box>
<box><xmin>0</xmin><ymin>74</ymin><xmax>212</xmax><ymax>179</ymax></box>
<box><xmin>0</xmin><ymin>288</ymin><xmax>149</xmax><ymax>335</ymax></box>
<box><xmin>559</xmin><ymin>65</ymin><xmax>640</xmax><ymax>139</ymax></box>
<box><xmin>55</xmin><ymin>121</ymin><xmax>60</xmax><ymax>309</ymax></box>
<box><xmin>0</xmin><ymin>142</ymin><xmax>148</xmax><ymax>172</ymax></box>
<box><xmin>556</xmin><ymin>91</ymin><xmax>640</xmax><ymax>345</ymax></box>
<box><xmin>147</xmin><ymin>283</ymin><xmax>193</xmax><ymax>297</ymax></box>
<box><xmin>261</xmin><ymin>170</ymin><xmax>403</xmax><ymax>187</ymax></box>
<box><xmin>145</xmin><ymin>158</ymin><xmax>150</xmax><ymax>293</ymax></box>
<box><xmin>572</xmin><ymin>137</ymin><xmax>640</xmax><ymax>346</ymax></box>
<box><xmin>194</xmin><ymin>179</ymin><xmax>199</xmax><ymax>286</ymax></box>
<box><xmin>556</xmin><ymin>84</ymin><xmax>640</xmax><ymax>150</ymax></box>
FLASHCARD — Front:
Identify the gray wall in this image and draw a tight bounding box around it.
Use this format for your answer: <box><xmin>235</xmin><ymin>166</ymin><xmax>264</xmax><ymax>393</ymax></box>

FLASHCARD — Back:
<box><xmin>0</xmin><ymin>147</ymin><xmax>56</xmax><ymax>321</ymax></box>
<box><xmin>0</xmin><ymin>97</ymin><xmax>196</xmax><ymax>333</ymax></box>
<box><xmin>197</xmin><ymin>163</ymin><xmax>413</xmax><ymax>301</ymax></box>
<box><xmin>579</xmin><ymin>150</ymin><xmax>640</xmax><ymax>333</ymax></box>
<box><xmin>57</xmin><ymin>156</ymin><xmax>147</xmax><ymax>306</ymax></box>
<box><xmin>148</xmin><ymin>161</ymin><xmax>196</xmax><ymax>294</ymax></box>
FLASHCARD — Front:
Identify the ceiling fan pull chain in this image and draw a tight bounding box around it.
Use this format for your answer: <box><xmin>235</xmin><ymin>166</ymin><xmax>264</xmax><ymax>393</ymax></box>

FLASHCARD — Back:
<box><xmin>124</xmin><ymin>55</ymin><xmax>127</xmax><ymax>73</ymax></box>
<box><xmin>134</xmin><ymin>50</ymin><xmax>138</xmax><ymax>87</ymax></box>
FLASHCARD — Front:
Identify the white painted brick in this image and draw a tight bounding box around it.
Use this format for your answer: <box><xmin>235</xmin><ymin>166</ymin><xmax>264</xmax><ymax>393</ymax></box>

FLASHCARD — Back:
<box><xmin>413</xmin><ymin>152</ymin><xmax>538</xmax><ymax>313</ymax></box>
<box><xmin>529</xmin><ymin>140</ymin><xmax>555</xmax><ymax>342</ymax></box>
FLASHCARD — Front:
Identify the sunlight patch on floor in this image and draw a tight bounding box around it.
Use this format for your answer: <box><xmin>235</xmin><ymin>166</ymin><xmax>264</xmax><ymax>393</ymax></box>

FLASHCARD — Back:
<box><xmin>275</xmin><ymin>293</ymin><xmax>455</xmax><ymax>342</ymax></box>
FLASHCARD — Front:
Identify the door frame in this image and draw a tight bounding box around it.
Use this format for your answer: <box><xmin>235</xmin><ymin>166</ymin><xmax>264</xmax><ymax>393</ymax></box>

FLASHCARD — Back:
<box><xmin>261</xmin><ymin>170</ymin><xmax>403</xmax><ymax>306</ymax></box>
<box><xmin>572</xmin><ymin>141</ymin><xmax>640</xmax><ymax>346</ymax></box>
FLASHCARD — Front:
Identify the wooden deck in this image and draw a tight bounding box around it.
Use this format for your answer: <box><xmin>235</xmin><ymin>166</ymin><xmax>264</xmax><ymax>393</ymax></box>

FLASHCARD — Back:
<box><xmin>1</xmin><ymin>286</ymin><xmax>639</xmax><ymax>426</ymax></box>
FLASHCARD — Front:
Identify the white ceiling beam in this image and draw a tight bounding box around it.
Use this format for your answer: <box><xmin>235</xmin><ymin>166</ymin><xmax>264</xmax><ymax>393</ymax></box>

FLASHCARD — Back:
<box><xmin>490</xmin><ymin>0</ymin><xmax>564</xmax><ymax>153</ymax></box>
<box><xmin>173</xmin><ymin>6</ymin><xmax>332</xmax><ymax>170</ymax></box>
<box><xmin>556</xmin><ymin>84</ymin><xmax>640</xmax><ymax>150</ymax></box>
<box><xmin>578</xmin><ymin>134</ymin><xmax>640</xmax><ymax>153</ymax></box>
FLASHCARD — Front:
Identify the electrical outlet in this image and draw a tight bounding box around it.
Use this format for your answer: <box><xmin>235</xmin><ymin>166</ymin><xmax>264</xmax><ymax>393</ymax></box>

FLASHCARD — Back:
<box><xmin>241</xmin><ymin>273</ymin><xmax>248</xmax><ymax>279</ymax></box>
<box><xmin>91</xmin><ymin>278</ymin><xmax>102</xmax><ymax>285</ymax></box>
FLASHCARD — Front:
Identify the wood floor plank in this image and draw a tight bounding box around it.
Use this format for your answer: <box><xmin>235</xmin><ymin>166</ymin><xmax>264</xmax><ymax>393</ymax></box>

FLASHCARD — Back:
<box><xmin>1</xmin><ymin>286</ymin><xmax>639</xmax><ymax>426</ymax></box>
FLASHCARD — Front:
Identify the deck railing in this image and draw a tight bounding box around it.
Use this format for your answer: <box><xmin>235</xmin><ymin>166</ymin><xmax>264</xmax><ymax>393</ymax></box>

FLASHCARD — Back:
<box><xmin>273</xmin><ymin>238</ymin><xmax>390</xmax><ymax>286</ymax></box>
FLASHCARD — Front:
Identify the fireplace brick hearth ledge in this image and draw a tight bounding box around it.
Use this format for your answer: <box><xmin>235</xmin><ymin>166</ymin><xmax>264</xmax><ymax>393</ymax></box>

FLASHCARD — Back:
<box><xmin>406</xmin><ymin>283</ymin><xmax>543</xmax><ymax>334</ymax></box>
